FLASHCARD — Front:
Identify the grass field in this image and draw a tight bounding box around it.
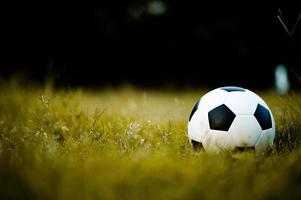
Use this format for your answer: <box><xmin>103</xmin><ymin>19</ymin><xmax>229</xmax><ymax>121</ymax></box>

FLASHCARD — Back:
<box><xmin>1</xmin><ymin>80</ymin><xmax>301</xmax><ymax>200</ymax></box>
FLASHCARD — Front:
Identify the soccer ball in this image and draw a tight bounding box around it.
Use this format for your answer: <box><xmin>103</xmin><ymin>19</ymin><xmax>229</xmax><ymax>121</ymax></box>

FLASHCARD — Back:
<box><xmin>188</xmin><ymin>86</ymin><xmax>275</xmax><ymax>153</ymax></box>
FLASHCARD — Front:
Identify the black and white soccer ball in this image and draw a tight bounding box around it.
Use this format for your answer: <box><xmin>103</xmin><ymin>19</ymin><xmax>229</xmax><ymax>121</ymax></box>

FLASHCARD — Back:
<box><xmin>188</xmin><ymin>86</ymin><xmax>275</xmax><ymax>153</ymax></box>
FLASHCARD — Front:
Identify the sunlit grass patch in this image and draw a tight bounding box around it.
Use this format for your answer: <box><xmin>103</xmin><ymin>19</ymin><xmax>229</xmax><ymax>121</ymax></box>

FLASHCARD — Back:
<box><xmin>1</xmin><ymin>80</ymin><xmax>301</xmax><ymax>200</ymax></box>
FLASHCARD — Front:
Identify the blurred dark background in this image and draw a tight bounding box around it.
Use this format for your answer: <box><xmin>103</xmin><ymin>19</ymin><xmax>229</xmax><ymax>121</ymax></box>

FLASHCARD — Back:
<box><xmin>0</xmin><ymin>2</ymin><xmax>300</xmax><ymax>88</ymax></box>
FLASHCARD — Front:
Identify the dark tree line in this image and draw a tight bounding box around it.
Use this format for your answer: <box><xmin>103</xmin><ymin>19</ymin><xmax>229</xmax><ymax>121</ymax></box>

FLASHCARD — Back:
<box><xmin>0</xmin><ymin>3</ymin><xmax>300</xmax><ymax>88</ymax></box>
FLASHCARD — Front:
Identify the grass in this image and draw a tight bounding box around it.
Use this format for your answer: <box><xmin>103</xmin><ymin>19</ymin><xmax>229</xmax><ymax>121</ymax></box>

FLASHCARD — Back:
<box><xmin>1</xmin><ymin>79</ymin><xmax>301</xmax><ymax>200</ymax></box>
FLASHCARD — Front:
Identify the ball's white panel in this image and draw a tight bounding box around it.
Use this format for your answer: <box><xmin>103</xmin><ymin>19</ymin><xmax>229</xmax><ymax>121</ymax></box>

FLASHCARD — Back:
<box><xmin>271</xmin><ymin>108</ymin><xmax>276</xmax><ymax>131</ymax></box>
<box><xmin>224</xmin><ymin>91</ymin><xmax>259</xmax><ymax>115</ymax></box>
<box><xmin>228</xmin><ymin>115</ymin><xmax>262</xmax><ymax>147</ymax></box>
<box><xmin>188</xmin><ymin>103</ymin><xmax>210</xmax><ymax>142</ymax></box>
<box><xmin>199</xmin><ymin>89</ymin><xmax>228</xmax><ymax>113</ymax></box>
<box><xmin>255</xmin><ymin>128</ymin><xmax>275</xmax><ymax>151</ymax></box>
<box><xmin>202</xmin><ymin>130</ymin><xmax>233</xmax><ymax>153</ymax></box>
<box><xmin>245</xmin><ymin>89</ymin><xmax>269</xmax><ymax>110</ymax></box>
<box><xmin>188</xmin><ymin>118</ymin><xmax>209</xmax><ymax>142</ymax></box>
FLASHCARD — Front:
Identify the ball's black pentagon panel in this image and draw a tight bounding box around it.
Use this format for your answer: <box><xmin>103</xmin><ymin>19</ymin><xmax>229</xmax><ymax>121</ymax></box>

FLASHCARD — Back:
<box><xmin>191</xmin><ymin>140</ymin><xmax>204</xmax><ymax>151</ymax></box>
<box><xmin>220</xmin><ymin>86</ymin><xmax>245</xmax><ymax>92</ymax></box>
<box><xmin>208</xmin><ymin>104</ymin><xmax>236</xmax><ymax>131</ymax></box>
<box><xmin>189</xmin><ymin>100</ymin><xmax>200</xmax><ymax>121</ymax></box>
<box><xmin>254</xmin><ymin>104</ymin><xmax>272</xmax><ymax>130</ymax></box>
